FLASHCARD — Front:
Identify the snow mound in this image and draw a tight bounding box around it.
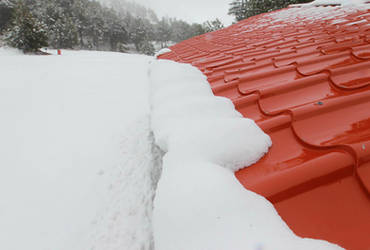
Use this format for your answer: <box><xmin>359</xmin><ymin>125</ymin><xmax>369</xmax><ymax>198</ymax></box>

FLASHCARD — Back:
<box><xmin>155</xmin><ymin>48</ymin><xmax>171</xmax><ymax>58</ymax></box>
<box><xmin>149</xmin><ymin>59</ymin><xmax>271</xmax><ymax>171</ymax></box>
<box><xmin>149</xmin><ymin>59</ymin><xmax>343</xmax><ymax>250</ymax></box>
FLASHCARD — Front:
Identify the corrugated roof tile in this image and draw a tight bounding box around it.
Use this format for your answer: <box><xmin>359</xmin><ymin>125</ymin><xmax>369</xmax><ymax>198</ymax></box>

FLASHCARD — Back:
<box><xmin>330</xmin><ymin>60</ymin><xmax>370</xmax><ymax>88</ymax></box>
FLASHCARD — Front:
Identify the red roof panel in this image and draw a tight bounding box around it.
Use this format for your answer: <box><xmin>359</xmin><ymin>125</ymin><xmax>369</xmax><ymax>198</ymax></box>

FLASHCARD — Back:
<box><xmin>159</xmin><ymin>4</ymin><xmax>370</xmax><ymax>250</ymax></box>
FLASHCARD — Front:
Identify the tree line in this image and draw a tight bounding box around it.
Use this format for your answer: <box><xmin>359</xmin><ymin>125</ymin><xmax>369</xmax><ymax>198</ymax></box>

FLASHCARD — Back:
<box><xmin>0</xmin><ymin>0</ymin><xmax>224</xmax><ymax>54</ymax></box>
<box><xmin>1</xmin><ymin>0</ymin><xmax>316</xmax><ymax>54</ymax></box>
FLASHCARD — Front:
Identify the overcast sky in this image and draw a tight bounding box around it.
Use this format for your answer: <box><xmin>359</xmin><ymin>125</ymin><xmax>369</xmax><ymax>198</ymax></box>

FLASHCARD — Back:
<box><xmin>114</xmin><ymin>0</ymin><xmax>235</xmax><ymax>25</ymax></box>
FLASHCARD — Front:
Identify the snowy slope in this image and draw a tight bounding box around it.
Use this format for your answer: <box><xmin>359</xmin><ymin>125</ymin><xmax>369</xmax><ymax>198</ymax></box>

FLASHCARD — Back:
<box><xmin>0</xmin><ymin>49</ymin><xmax>157</xmax><ymax>250</ymax></box>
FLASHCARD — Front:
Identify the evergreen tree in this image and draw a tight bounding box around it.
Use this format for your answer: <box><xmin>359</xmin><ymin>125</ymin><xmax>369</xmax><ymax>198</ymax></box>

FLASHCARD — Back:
<box><xmin>82</xmin><ymin>1</ymin><xmax>105</xmax><ymax>49</ymax></box>
<box><xmin>117</xmin><ymin>42</ymin><xmax>128</xmax><ymax>52</ymax></box>
<box><xmin>189</xmin><ymin>23</ymin><xmax>206</xmax><ymax>37</ymax></box>
<box><xmin>169</xmin><ymin>19</ymin><xmax>192</xmax><ymax>42</ymax></box>
<box><xmin>156</xmin><ymin>17</ymin><xmax>172</xmax><ymax>48</ymax></box>
<box><xmin>138</xmin><ymin>40</ymin><xmax>154</xmax><ymax>55</ymax></box>
<box><xmin>104</xmin><ymin>10</ymin><xmax>127</xmax><ymax>51</ymax></box>
<box><xmin>55</xmin><ymin>15</ymin><xmax>78</xmax><ymax>48</ymax></box>
<box><xmin>202</xmin><ymin>18</ymin><xmax>224</xmax><ymax>33</ymax></box>
<box><xmin>0</xmin><ymin>0</ymin><xmax>13</xmax><ymax>32</ymax></box>
<box><xmin>71</xmin><ymin>0</ymin><xmax>90</xmax><ymax>48</ymax></box>
<box><xmin>129</xmin><ymin>17</ymin><xmax>147</xmax><ymax>50</ymax></box>
<box><xmin>228</xmin><ymin>0</ymin><xmax>249</xmax><ymax>22</ymax></box>
<box><xmin>5</xmin><ymin>0</ymin><xmax>48</xmax><ymax>52</ymax></box>
<box><xmin>3</xmin><ymin>0</ymin><xmax>209</xmax><ymax>53</ymax></box>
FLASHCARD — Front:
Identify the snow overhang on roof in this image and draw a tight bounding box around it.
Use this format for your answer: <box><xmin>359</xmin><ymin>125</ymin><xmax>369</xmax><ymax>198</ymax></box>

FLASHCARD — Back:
<box><xmin>158</xmin><ymin>3</ymin><xmax>370</xmax><ymax>250</ymax></box>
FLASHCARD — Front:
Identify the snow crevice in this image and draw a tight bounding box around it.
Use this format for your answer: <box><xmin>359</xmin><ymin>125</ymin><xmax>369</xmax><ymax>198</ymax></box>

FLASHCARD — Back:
<box><xmin>87</xmin><ymin>117</ymin><xmax>164</xmax><ymax>250</ymax></box>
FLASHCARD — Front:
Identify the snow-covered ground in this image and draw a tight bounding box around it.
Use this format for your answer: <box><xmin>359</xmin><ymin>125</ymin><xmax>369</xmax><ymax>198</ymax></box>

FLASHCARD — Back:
<box><xmin>0</xmin><ymin>49</ymin><xmax>158</xmax><ymax>250</ymax></box>
<box><xmin>0</xmin><ymin>48</ymin><xmax>342</xmax><ymax>250</ymax></box>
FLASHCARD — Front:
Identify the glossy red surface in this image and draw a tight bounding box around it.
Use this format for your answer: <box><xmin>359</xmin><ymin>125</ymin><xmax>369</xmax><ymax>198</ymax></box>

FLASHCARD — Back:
<box><xmin>158</xmin><ymin>4</ymin><xmax>370</xmax><ymax>250</ymax></box>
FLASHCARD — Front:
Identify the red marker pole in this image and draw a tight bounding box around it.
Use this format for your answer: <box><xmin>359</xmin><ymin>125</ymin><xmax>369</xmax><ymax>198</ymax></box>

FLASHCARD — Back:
<box><xmin>57</xmin><ymin>49</ymin><xmax>61</xmax><ymax>55</ymax></box>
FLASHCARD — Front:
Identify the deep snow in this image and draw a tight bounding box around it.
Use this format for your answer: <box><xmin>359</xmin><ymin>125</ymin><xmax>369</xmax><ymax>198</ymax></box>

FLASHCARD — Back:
<box><xmin>149</xmin><ymin>59</ymin><xmax>272</xmax><ymax>172</ymax></box>
<box><xmin>0</xmin><ymin>49</ymin><xmax>158</xmax><ymax>250</ymax></box>
<box><xmin>1</xmin><ymin>48</ymin><xmax>342</xmax><ymax>250</ymax></box>
<box><xmin>149</xmin><ymin>59</ymin><xmax>342</xmax><ymax>250</ymax></box>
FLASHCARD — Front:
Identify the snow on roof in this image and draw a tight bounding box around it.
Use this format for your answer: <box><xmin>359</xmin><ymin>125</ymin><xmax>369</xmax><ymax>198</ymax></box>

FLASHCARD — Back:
<box><xmin>158</xmin><ymin>4</ymin><xmax>370</xmax><ymax>250</ymax></box>
<box><xmin>289</xmin><ymin>0</ymin><xmax>370</xmax><ymax>8</ymax></box>
<box><xmin>149</xmin><ymin>59</ymin><xmax>341</xmax><ymax>250</ymax></box>
<box><xmin>309</xmin><ymin>0</ymin><xmax>369</xmax><ymax>6</ymax></box>
<box><xmin>155</xmin><ymin>48</ymin><xmax>172</xmax><ymax>58</ymax></box>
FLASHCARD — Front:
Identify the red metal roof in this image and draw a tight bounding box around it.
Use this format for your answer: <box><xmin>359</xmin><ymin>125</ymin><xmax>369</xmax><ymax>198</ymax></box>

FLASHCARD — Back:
<box><xmin>158</xmin><ymin>4</ymin><xmax>370</xmax><ymax>250</ymax></box>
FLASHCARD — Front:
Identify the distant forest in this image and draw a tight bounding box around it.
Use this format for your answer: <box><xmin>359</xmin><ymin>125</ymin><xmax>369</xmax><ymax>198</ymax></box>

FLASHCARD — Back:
<box><xmin>0</xmin><ymin>0</ymin><xmax>224</xmax><ymax>54</ymax></box>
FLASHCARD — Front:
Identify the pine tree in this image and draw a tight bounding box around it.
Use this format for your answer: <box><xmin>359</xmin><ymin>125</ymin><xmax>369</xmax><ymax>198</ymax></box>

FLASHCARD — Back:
<box><xmin>2</xmin><ymin>0</ymin><xmax>208</xmax><ymax>53</ymax></box>
<box><xmin>189</xmin><ymin>23</ymin><xmax>206</xmax><ymax>37</ymax></box>
<box><xmin>85</xmin><ymin>1</ymin><xmax>105</xmax><ymax>49</ymax></box>
<box><xmin>0</xmin><ymin>0</ymin><xmax>13</xmax><ymax>32</ymax></box>
<box><xmin>156</xmin><ymin>17</ymin><xmax>172</xmax><ymax>48</ymax></box>
<box><xmin>117</xmin><ymin>42</ymin><xmax>128</xmax><ymax>53</ymax></box>
<box><xmin>138</xmin><ymin>40</ymin><xmax>154</xmax><ymax>55</ymax></box>
<box><xmin>228</xmin><ymin>0</ymin><xmax>249</xmax><ymax>22</ymax></box>
<box><xmin>104</xmin><ymin>11</ymin><xmax>127</xmax><ymax>51</ymax></box>
<box><xmin>5</xmin><ymin>0</ymin><xmax>48</xmax><ymax>52</ymax></box>
<box><xmin>202</xmin><ymin>18</ymin><xmax>224</xmax><ymax>33</ymax></box>
<box><xmin>129</xmin><ymin>17</ymin><xmax>147</xmax><ymax>50</ymax></box>
<box><xmin>169</xmin><ymin>19</ymin><xmax>189</xmax><ymax>42</ymax></box>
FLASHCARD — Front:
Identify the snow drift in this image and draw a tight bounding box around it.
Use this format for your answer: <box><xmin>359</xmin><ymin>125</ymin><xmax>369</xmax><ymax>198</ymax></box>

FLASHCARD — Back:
<box><xmin>0</xmin><ymin>49</ymin><xmax>156</xmax><ymax>250</ymax></box>
<box><xmin>149</xmin><ymin>59</ymin><xmax>271</xmax><ymax>171</ymax></box>
<box><xmin>149</xmin><ymin>59</ymin><xmax>342</xmax><ymax>250</ymax></box>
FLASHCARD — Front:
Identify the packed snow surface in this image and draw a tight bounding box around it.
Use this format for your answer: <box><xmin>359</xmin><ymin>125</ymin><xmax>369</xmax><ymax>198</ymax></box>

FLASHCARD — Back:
<box><xmin>0</xmin><ymin>49</ymin><xmax>158</xmax><ymax>250</ymax></box>
<box><xmin>149</xmin><ymin>59</ymin><xmax>342</xmax><ymax>250</ymax></box>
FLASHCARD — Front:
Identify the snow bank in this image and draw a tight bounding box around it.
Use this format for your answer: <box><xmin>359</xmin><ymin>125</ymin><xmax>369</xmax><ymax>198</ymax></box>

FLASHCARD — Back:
<box><xmin>0</xmin><ymin>51</ymin><xmax>154</xmax><ymax>250</ymax></box>
<box><xmin>149</xmin><ymin>59</ymin><xmax>342</xmax><ymax>250</ymax></box>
